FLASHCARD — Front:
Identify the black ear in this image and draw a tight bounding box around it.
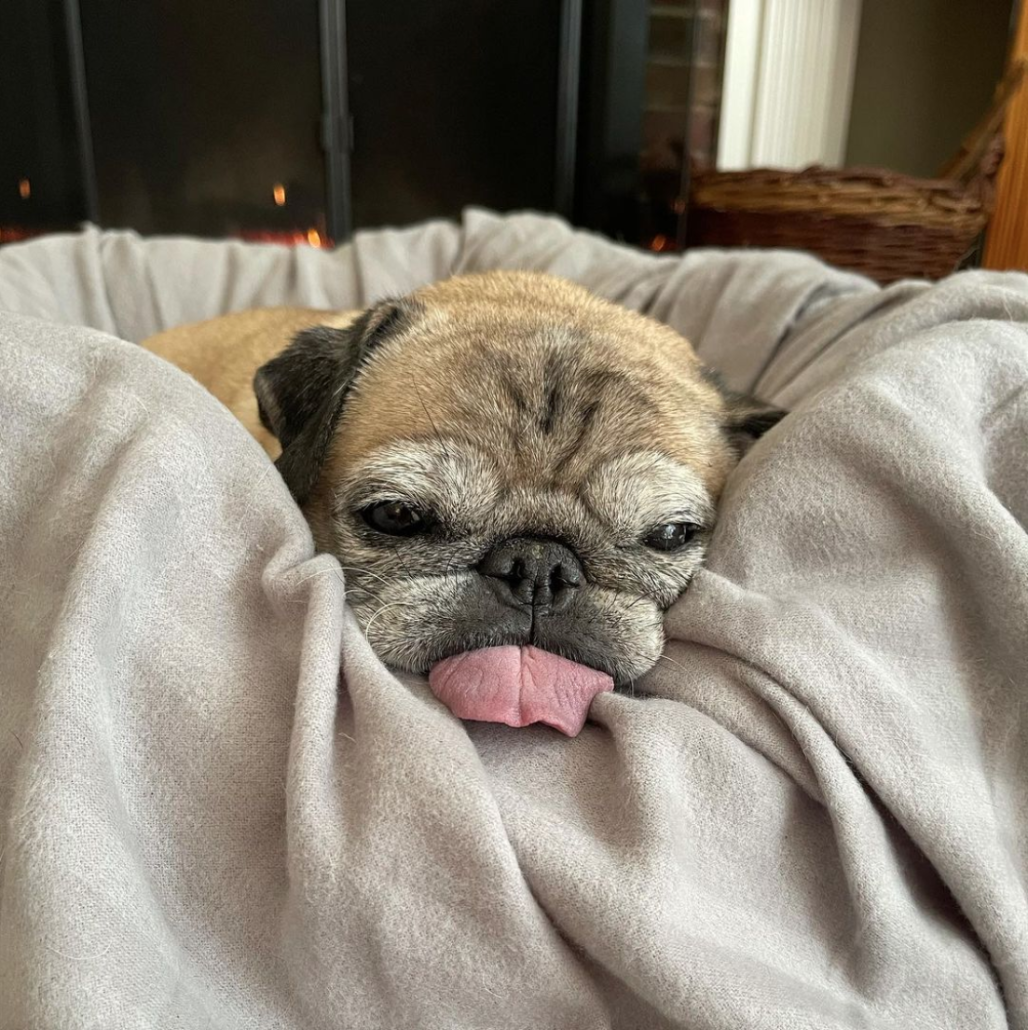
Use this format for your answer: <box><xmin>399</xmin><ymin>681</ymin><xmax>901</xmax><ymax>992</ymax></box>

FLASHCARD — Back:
<box><xmin>703</xmin><ymin>367</ymin><xmax>788</xmax><ymax>452</ymax></box>
<box><xmin>254</xmin><ymin>298</ymin><xmax>417</xmax><ymax>504</ymax></box>
<box><xmin>724</xmin><ymin>395</ymin><xmax>788</xmax><ymax>442</ymax></box>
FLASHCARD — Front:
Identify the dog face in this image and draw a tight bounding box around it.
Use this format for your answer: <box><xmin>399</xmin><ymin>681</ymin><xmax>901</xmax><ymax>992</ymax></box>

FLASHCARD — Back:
<box><xmin>255</xmin><ymin>272</ymin><xmax>782</xmax><ymax>685</ymax></box>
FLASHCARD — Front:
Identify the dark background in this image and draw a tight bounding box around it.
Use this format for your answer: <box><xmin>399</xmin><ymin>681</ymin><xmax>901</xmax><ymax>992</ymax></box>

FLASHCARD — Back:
<box><xmin>1</xmin><ymin>0</ymin><xmax>726</xmax><ymax>249</ymax></box>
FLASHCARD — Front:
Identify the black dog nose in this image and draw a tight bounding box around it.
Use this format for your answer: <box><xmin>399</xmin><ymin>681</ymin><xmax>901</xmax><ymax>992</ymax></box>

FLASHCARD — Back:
<box><xmin>479</xmin><ymin>537</ymin><xmax>582</xmax><ymax>612</ymax></box>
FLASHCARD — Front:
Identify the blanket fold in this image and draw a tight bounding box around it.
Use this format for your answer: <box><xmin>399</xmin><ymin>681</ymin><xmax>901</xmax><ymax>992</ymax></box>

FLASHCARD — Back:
<box><xmin>1</xmin><ymin>211</ymin><xmax>1026</xmax><ymax>1029</ymax></box>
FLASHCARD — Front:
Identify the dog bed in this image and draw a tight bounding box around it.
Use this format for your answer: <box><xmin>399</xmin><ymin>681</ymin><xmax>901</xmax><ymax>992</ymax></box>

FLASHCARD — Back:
<box><xmin>1</xmin><ymin>209</ymin><xmax>1026</xmax><ymax>1029</ymax></box>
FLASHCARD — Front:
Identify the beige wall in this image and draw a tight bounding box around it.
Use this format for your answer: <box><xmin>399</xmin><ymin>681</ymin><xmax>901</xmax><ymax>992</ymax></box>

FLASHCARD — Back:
<box><xmin>845</xmin><ymin>0</ymin><xmax>1014</xmax><ymax>176</ymax></box>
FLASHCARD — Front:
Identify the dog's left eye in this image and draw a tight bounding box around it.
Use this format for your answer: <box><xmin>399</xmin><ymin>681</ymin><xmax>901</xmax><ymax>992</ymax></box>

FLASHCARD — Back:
<box><xmin>643</xmin><ymin>522</ymin><xmax>699</xmax><ymax>551</ymax></box>
<box><xmin>361</xmin><ymin>500</ymin><xmax>433</xmax><ymax>537</ymax></box>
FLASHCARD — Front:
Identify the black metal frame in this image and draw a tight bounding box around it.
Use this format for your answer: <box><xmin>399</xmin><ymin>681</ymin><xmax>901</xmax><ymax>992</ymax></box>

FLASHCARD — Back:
<box><xmin>318</xmin><ymin>0</ymin><xmax>353</xmax><ymax>242</ymax></box>
<box><xmin>318</xmin><ymin>0</ymin><xmax>583</xmax><ymax>242</ymax></box>
<box><xmin>573</xmin><ymin>0</ymin><xmax>648</xmax><ymax>240</ymax></box>
<box><xmin>63</xmin><ymin>0</ymin><xmax>98</xmax><ymax>224</ymax></box>
<box><xmin>555</xmin><ymin>0</ymin><xmax>583</xmax><ymax>218</ymax></box>
<box><xmin>57</xmin><ymin>0</ymin><xmax>589</xmax><ymax>242</ymax></box>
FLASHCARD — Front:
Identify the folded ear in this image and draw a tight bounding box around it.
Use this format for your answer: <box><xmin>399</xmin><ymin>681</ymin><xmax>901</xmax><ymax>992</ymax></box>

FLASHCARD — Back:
<box><xmin>702</xmin><ymin>368</ymin><xmax>788</xmax><ymax>452</ymax></box>
<box><xmin>724</xmin><ymin>394</ymin><xmax>788</xmax><ymax>444</ymax></box>
<box><xmin>254</xmin><ymin>298</ymin><xmax>418</xmax><ymax>504</ymax></box>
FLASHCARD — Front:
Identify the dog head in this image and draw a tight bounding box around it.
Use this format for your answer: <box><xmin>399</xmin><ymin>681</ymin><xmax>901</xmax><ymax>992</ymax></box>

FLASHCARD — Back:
<box><xmin>255</xmin><ymin>271</ymin><xmax>783</xmax><ymax>685</ymax></box>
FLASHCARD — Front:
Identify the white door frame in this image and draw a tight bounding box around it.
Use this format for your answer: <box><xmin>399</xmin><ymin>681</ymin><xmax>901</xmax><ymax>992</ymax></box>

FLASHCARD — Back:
<box><xmin>717</xmin><ymin>0</ymin><xmax>863</xmax><ymax>170</ymax></box>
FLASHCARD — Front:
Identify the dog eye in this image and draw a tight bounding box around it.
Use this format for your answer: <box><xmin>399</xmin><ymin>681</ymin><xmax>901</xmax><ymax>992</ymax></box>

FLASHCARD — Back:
<box><xmin>642</xmin><ymin>522</ymin><xmax>699</xmax><ymax>552</ymax></box>
<box><xmin>361</xmin><ymin>500</ymin><xmax>433</xmax><ymax>537</ymax></box>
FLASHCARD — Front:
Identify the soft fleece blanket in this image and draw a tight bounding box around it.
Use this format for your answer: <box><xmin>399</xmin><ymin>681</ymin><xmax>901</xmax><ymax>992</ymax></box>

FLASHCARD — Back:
<box><xmin>1</xmin><ymin>210</ymin><xmax>1026</xmax><ymax>1030</ymax></box>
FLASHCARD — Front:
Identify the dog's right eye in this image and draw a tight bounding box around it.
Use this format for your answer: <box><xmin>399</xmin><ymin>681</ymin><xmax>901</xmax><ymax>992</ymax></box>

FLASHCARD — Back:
<box><xmin>361</xmin><ymin>500</ymin><xmax>433</xmax><ymax>537</ymax></box>
<box><xmin>642</xmin><ymin>521</ymin><xmax>699</xmax><ymax>551</ymax></box>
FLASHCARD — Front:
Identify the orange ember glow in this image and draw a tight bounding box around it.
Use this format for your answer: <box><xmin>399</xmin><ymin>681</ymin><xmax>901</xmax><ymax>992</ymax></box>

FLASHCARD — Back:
<box><xmin>236</xmin><ymin>229</ymin><xmax>334</xmax><ymax>249</ymax></box>
<box><xmin>18</xmin><ymin>178</ymin><xmax>31</xmax><ymax>200</ymax></box>
<box><xmin>272</xmin><ymin>183</ymin><xmax>286</xmax><ymax>206</ymax></box>
<box><xmin>648</xmin><ymin>234</ymin><xmax>670</xmax><ymax>252</ymax></box>
<box><xmin>306</xmin><ymin>228</ymin><xmax>322</xmax><ymax>247</ymax></box>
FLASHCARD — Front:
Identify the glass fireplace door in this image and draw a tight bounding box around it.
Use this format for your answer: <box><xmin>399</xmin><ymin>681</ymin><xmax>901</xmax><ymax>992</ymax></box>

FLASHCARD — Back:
<box><xmin>79</xmin><ymin>0</ymin><xmax>329</xmax><ymax>242</ymax></box>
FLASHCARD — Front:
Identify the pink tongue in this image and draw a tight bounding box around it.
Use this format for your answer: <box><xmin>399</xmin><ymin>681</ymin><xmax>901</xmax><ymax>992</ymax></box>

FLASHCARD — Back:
<box><xmin>428</xmin><ymin>645</ymin><xmax>613</xmax><ymax>737</ymax></box>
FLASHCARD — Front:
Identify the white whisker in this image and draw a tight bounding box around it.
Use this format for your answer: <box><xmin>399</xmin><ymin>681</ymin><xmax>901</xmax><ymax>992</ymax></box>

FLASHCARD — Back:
<box><xmin>363</xmin><ymin>600</ymin><xmax>421</xmax><ymax>640</ymax></box>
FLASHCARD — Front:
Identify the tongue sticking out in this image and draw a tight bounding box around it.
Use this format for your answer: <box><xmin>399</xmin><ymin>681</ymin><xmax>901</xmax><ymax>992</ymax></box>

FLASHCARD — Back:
<box><xmin>428</xmin><ymin>645</ymin><xmax>613</xmax><ymax>737</ymax></box>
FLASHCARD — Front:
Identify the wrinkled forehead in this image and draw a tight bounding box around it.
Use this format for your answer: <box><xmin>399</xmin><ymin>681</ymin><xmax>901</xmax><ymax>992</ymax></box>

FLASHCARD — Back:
<box><xmin>332</xmin><ymin>319</ymin><xmax>728</xmax><ymax>492</ymax></box>
<box><xmin>340</xmin><ymin>438</ymin><xmax>716</xmax><ymax>533</ymax></box>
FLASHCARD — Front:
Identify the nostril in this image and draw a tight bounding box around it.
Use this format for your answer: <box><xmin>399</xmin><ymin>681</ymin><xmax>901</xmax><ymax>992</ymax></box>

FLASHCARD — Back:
<box><xmin>499</xmin><ymin>560</ymin><xmax>526</xmax><ymax>586</ymax></box>
<box><xmin>552</xmin><ymin>561</ymin><xmax>580</xmax><ymax>589</ymax></box>
<box><xmin>479</xmin><ymin>536</ymin><xmax>584</xmax><ymax>611</ymax></box>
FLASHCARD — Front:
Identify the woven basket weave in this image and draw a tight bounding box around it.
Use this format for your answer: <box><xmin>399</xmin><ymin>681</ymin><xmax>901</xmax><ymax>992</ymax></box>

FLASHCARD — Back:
<box><xmin>687</xmin><ymin>60</ymin><xmax>1027</xmax><ymax>284</ymax></box>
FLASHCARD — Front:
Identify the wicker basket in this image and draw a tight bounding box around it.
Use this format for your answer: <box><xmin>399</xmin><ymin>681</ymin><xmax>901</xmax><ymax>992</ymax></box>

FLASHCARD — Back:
<box><xmin>686</xmin><ymin>59</ymin><xmax>1027</xmax><ymax>284</ymax></box>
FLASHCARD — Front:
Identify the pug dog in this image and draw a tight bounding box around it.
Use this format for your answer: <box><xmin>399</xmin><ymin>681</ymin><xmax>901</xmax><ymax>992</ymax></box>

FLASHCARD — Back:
<box><xmin>143</xmin><ymin>271</ymin><xmax>783</xmax><ymax>691</ymax></box>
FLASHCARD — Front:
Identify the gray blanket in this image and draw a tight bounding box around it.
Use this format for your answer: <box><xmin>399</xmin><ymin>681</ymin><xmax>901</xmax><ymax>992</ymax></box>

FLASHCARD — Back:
<box><xmin>1</xmin><ymin>209</ymin><xmax>1026</xmax><ymax>1030</ymax></box>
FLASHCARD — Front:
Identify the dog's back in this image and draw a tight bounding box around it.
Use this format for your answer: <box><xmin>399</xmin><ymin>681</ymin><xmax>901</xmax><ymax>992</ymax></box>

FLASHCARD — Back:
<box><xmin>142</xmin><ymin>306</ymin><xmax>358</xmax><ymax>457</ymax></box>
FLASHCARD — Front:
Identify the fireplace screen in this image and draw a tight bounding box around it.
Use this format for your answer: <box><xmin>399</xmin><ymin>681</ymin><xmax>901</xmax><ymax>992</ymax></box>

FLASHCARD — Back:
<box><xmin>80</xmin><ymin>0</ymin><xmax>329</xmax><ymax>244</ymax></box>
<box><xmin>2</xmin><ymin>0</ymin><xmax>723</xmax><ymax>251</ymax></box>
